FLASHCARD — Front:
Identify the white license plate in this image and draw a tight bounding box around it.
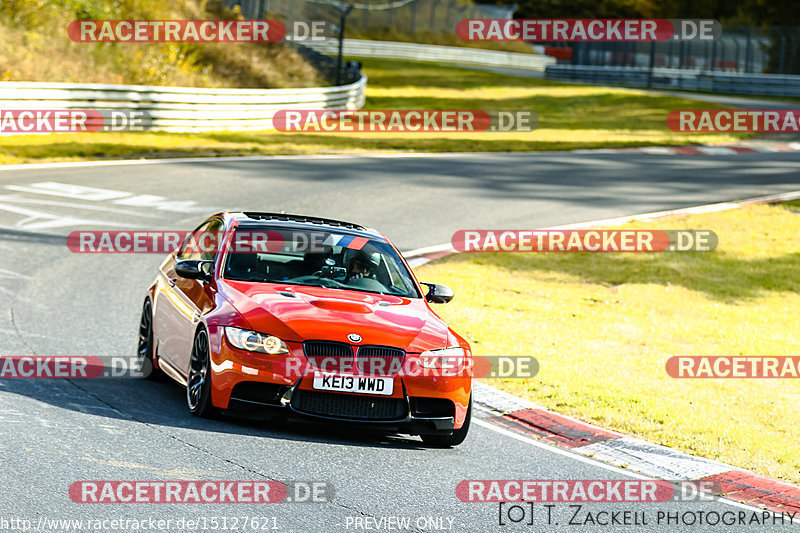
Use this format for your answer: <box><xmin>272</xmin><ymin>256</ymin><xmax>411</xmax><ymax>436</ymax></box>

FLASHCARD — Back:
<box><xmin>312</xmin><ymin>372</ymin><xmax>394</xmax><ymax>396</ymax></box>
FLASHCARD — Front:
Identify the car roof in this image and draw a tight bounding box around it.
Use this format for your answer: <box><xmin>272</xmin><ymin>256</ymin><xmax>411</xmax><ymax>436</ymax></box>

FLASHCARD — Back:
<box><xmin>227</xmin><ymin>212</ymin><xmax>386</xmax><ymax>241</ymax></box>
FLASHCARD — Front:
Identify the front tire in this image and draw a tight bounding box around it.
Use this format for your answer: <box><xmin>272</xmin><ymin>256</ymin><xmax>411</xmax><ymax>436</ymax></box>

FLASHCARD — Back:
<box><xmin>421</xmin><ymin>393</ymin><xmax>472</xmax><ymax>448</ymax></box>
<box><xmin>137</xmin><ymin>299</ymin><xmax>163</xmax><ymax>380</ymax></box>
<box><xmin>187</xmin><ymin>329</ymin><xmax>216</xmax><ymax>418</ymax></box>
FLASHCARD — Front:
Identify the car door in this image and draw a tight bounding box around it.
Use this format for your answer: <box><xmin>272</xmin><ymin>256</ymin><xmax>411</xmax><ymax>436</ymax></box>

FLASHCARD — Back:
<box><xmin>154</xmin><ymin>217</ymin><xmax>223</xmax><ymax>375</ymax></box>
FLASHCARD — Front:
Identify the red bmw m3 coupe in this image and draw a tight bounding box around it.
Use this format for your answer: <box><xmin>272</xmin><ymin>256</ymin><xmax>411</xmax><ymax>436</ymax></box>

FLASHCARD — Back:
<box><xmin>137</xmin><ymin>212</ymin><xmax>472</xmax><ymax>447</ymax></box>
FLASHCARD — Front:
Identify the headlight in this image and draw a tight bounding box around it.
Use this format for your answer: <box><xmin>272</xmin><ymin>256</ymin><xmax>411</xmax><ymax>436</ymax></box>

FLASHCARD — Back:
<box><xmin>225</xmin><ymin>327</ymin><xmax>288</xmax><ymax>355</ymax></box>
<box><xmin>419</xmin><ymin>347</ymin><xmax>465</xmax><ymax>369</ymax></box>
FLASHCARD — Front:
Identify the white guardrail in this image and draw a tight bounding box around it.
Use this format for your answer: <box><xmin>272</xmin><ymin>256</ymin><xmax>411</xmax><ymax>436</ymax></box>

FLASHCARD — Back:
<box><xmin>0</xmin><ymin>40</ymin><xmax>551</xmax><ymax>133</ymax></box>
<box><xmin>299</xmin><ymin>38</ymin><xmax>555</xmax><ymax>71</ymax></box>
<box><xmin>0</xmin><ymin>75</ymin><xmax>366</xmax><ymax>132</ymax></box>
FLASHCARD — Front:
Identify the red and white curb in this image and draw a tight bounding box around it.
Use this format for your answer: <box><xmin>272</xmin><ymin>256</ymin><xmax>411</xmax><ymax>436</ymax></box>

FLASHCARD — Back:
<box><xmin>403</xmin><ymin>189</ymin><xmax>800</xmax><ymax>267</ymax></box>
<box><xmin>473</xmin><ymin>382</ymin><xmax>800</xmax><ymax>513</ymax></box>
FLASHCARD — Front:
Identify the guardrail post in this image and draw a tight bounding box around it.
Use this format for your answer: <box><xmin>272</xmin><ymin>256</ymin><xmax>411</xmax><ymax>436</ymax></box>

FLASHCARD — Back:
<box><xmin>647</xmin><ymin>41</ymin><xmax>655</xmax><ymax>87</ymax></box>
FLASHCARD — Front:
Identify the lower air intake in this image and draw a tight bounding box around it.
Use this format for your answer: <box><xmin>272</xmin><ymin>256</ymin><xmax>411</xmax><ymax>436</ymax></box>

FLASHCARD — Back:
<box><xmin>291</xmin><ymin>390</ymin><xmax>407</xmax><ymax>421</ymax></box>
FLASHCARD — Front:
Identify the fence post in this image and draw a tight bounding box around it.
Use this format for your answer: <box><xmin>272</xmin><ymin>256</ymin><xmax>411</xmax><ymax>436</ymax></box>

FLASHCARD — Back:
<box><xmin>572</xmin><ymin>42</ymin><xmax>582</xmax><ymax>65</ymax></box>
<box><xmin>430</xmin><ymin>0</ymin><xmax>439</xmax><ymax>32</ymax></box>
<box><xmin>647</xmin><ymin>41</ymin><xmax>655</xmax><ymax>87</ymax></box>
<box><xmin>666</xmin><ymin>40</ymin><xmax>672</xmax><ymax>68</ymax></box>
<box><xmin>362</xmin><ymin>0</ymin><xmax>369</xmax><ymax>28</ymax></box>
<box><xmin>410</xmin><ymin>1</ymin><xmax>417</xmax><ymax>33</ymax></box>
<box><xmin>457</xmin><ymin>5</ymin><xmax>468</xmax><ymax>33</ymax></box>
<box><xmin>444</xmin><ymin>3</ymin><xmax>453</xmax><ymax>30</ymax></box>
<box><xmin>744</xmin><ymin>27</ymin><xmax>752</xmax><ymax>73</ymax></box>
<box><xmin>710</xmin><ymin>38</ymin><xmax>716</xmax><ymax>71</ymax></box>
<box><xmin>776</xmin><ymin>27</ymin><xmax>787</xmax><ymax>74</ymax></box>
<box><xmin>336</xmin><ymin>4</ymin><xmax>355</xmax><ymax>86</ymax></box>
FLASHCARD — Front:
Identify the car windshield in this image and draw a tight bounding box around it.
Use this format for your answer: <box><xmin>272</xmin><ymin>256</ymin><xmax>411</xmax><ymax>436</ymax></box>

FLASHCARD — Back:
<box><xmin>222</xmin><ymin>227</ymin><xmax>421</xmax><ymax>298</ymax></box>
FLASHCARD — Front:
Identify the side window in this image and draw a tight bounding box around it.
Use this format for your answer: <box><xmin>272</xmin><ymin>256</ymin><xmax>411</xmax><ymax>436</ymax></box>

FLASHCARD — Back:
<box><xmin>178</xmin><ymin>219</ymin><xmax>224</xmax><ymax>261</ymax></box>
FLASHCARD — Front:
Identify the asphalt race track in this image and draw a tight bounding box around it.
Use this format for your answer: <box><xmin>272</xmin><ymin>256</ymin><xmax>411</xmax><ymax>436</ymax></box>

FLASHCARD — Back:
<box><xmin>1</xmin><ymin>151</ymin><xmax>799</xmax><ymax>532</ymax></box>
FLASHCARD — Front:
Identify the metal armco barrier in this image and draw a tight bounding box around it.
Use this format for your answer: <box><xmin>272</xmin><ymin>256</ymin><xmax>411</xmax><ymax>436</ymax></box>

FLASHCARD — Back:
<box><xmin>545</xmin><ymin>65</ymin><xmax>800</xmax><ymax>98</ymax></box>
<box><xmin>298</xmin><ymin>38</ymin><xmax>555</xmax><ymax>71</ymax></box>
<box><xmin>0</xmin><ymin>76</ymin><xmax>366</xmax><ymax>132</ymax></box>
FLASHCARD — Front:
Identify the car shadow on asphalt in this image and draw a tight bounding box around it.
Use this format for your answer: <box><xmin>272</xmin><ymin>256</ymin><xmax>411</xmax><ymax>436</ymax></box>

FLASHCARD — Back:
<box><xmin>0</xmin><ymin>376</ymin><xmax>430</xmax><ymax>450</ymax></box>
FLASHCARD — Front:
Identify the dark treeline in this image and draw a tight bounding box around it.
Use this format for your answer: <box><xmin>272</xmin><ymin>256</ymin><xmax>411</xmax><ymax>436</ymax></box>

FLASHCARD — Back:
<box><xmin>481</xmin><ymin>0</ymin><xmax>800</xmax><ymax>27</ymax></box>
<box><xmin>480</xmin><ymin>0</ymin><xmax>800</xmax><ymax>73</ymax></box>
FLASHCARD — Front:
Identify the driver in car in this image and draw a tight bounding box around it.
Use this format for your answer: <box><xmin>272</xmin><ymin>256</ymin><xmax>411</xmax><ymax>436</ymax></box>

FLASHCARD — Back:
<box><xmin>345</xmin><ymin>249</ymin><xmax>381</xmax><ymax>282</ymax></box>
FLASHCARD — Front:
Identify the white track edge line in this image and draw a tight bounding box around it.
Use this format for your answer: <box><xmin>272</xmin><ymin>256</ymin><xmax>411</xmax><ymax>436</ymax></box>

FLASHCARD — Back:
<box><xmin>2</xmin><ymin>143</ymin><xmax>800</xmax><ymax>171</ymax></box>
<box><xmin>474</xmin><ymin>419</ymin><xmax>777</xmax><ymax>514</ymax></box>
<box><xmin>403</xmin><ymin>189</ymin><xmax>800</xmax><ymax>260</ymax></box>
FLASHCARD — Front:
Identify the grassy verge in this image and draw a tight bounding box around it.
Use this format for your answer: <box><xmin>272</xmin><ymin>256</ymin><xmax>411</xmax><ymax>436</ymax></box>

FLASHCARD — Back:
<box><xmin>0</xmin><ymin>0</ymin><xmax>319</xmax><ymax>87</ymax></box>
<box><xmin>0</xmin><ymin>58</ymin><xmax>751</xmax><ymax>164</ymax></box>
<box><xmin>415</xmin><ymin>200</ymin><xmax>800</xmax><ymax>484</ymax></box>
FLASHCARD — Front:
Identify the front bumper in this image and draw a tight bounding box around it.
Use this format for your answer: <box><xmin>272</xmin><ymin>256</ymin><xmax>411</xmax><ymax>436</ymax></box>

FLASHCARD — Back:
<box><xmin>208</xmin><ymin>330</ymin><xmax>471</xmax><ymax>431</ymax></box>
<box><xmin>223</xmin><ymin>379</ymin><xmax>456</xmax><ymax>435</ymax></box>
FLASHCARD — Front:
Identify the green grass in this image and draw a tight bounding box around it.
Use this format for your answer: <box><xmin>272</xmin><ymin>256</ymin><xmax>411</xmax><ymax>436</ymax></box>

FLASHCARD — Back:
<box><xmin>654</xmin><ymin>87</ymin><xmax>800</xmax><ymax>104</ymax></box>
<box><xmin>415</xmin><ymin>200</ymin><xmax>800</xmax><ymax>484</ymax></box>
<box><xmin>0</xmin><ymin>58</ymin><xmax>752</xmax><ymax>164</ymax></box>
<box><xmin>346</xmin><ymin>26</ymin><xmax>537</xmax><ymax>54</ymax></box>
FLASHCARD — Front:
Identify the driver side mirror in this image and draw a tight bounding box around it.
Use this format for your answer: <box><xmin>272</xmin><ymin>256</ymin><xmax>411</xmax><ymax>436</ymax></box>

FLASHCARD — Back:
<box><xmin>421</xmin><ymin>282</ymin><xmax>454</xmax><ymax>304</ymax></box>
<box><xmin>175</xmin><ymin>260</ymin><xmax>214</xmax><ymax>282</ymax></box>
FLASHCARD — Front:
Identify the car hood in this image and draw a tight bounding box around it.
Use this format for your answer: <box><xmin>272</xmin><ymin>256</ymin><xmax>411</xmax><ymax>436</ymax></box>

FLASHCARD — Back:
<box><xmin>219</xmin><ymin>281</ymin><xmax>454</xmax><ymax>352</ymax></box>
